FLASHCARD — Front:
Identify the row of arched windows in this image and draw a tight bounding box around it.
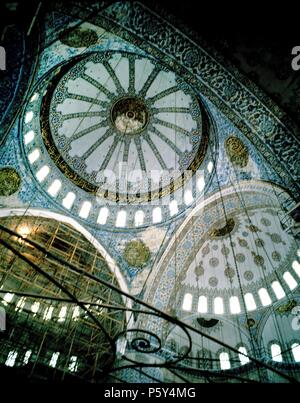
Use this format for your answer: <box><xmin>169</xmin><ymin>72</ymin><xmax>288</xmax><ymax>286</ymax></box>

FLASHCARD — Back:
<box><xmin>24</xmin><ymin>147</ymin><xmax>188</xmax><ymax>226</ymax></box>
<box><xmin>218</xmin><ymin>343</ymin><xmax>300</xmax><ymax>370</ymax></box>
<box><xmin>270</xmin><ymin>343</ymin><xmax>300</xmax><ymax>363</ymax></box>
<box><xmin>1</xmin><ymin>294</ymin><xmax>104</xmax><ymax>322</ymax></box>
<box><xmin>219</xmin><ymin>342</ymin><xmax>300</xmax><ymax>370</ymax></box>
<box><xmin>182</xmin><ymin>266</ymin><xmax>300</xmax><ymax>314</ymax></box>
<box><xmin>4</xmin><ymin>349</ymin><xmax>78</xmax><ymax>372</ymax></box>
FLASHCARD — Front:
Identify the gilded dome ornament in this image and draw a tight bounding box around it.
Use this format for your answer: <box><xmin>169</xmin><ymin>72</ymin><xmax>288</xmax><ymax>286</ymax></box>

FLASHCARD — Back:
<box><xmin>225</xmin><ymin>136</ymin><xmax>249</xmax><ymax>168</ymax></box>
<box><xmin>60</xmin><ymin>27</ymin><xmax>99</xmax><ymax>48</ymax></box>
<box><xmin>0</xmin><ymin>167</ymin><xmax>21</xmax><ymax>196</ymax></box>
<box><xmin>123</xmin><ymin>240</ymin><xmax>151</xmax><ymax>268</ymax></box>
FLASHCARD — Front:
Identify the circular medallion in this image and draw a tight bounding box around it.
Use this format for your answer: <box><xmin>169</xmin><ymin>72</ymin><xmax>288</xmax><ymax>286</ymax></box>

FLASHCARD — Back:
<box><xmin>0</xmin><ymin>167</ymin><xmax>21</xmax><ymax>196</ymax></box>
<box><xmin>255</xmin><ymin>238</ymin><xmax>265</xmax><ymax>248</ymax></box>
<box><xmin>209</xmin><ymin>257</ymin><xmax>219</xmax><ymax>268</ymax></box>
<box><xmin>221</xmin><ymin>245</ymin><xmax>230</xmax><ymax>256</ymax></box>
<box><xmin>195</xmin><ymin>264</ymin><xmax>205</xmax><ymax>277</ymax></box>
<box><xmin>225</xmin><ymin>136</ymin><xmax>249</xmax><ymax>168</ymax></box>
<box><xmin>236</xmin><ymin>253</ymin><xmax>245</xmax><ymax>263</ymax></box>
<box><xmin>269</xmin><ymin>233</ymin><xmax>282</xmax><ymax>244</ymax></box>
<box><xmin>260</xmin><ymin>217</ymin><xmax>271</xmax><ymax>227</ymax></box>
<box><xmin>208</xmin><ymin>277</ymin><xmax>218</xmax><ymax>287</ymax></box>
<box><xmin>272</xmin><ymin>251</ymin><xmax>281</xmax><ymax>262</ymax></box>
<box><xmin>253</xmin><ymin>254</ymin><xmax>265</xmax><ymax>267</ymax></box>
<box><xmin>123</xmin><ymin>240</ymin><xmax>151</xmax><ymax>268</ymax></box>
<box><xmin>244</xmin><ymin>271</ymin><xmax>254</xmax><ymax>281</ymax></box>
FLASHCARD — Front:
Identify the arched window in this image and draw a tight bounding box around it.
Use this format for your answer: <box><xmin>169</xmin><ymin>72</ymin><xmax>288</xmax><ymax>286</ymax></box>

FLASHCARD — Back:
<box><xmin>97</xmin><ymin>207</ymin><xmax>109</xmax><ymax>225</ymax></box>
<box><xmin>31</xmin><ymin>301</ymin><xmax>40</xmax><ymax>316</ymax></box>
<box><xmin>79</xmin><ymin>201</ymin><xmax>92</xmax><ymax>219</ymax></box>
<box><xmin>238</xmin><ymin>346</ymin><xmax>250</xmax><ymax>365</ymax></box>
<box><xmin>197</xmin><ymin>296</ymin><xmax>208</xmax><ymax>313</ymax></box>
<box><xmin>283</xmin><ymin>271</ymin><xmax>297</xmax><ymax>290</ymax></box>
<box><xmin>291</xmin><ymin>343</ymin><xmax>300</xmax><ymax>362</ymax></box>
<box><xmin>24</xmin><ymin>130</ymin><xmax>34</xmax><ymax>145</ymax></box>
<box><xmin>30</xmin><ymin>93</ymin><xmax>39</xmax><ymax>102</ymax></box>
<box><xmin>15</xmin><ymin>297</ymin><xmax>26</xmax><ymax>312</ymax></box>
<box><xmin>229</xmin><ymin>296</ymin><xmax>241</xmax><ymax>314</ymax></box>
<box><xmin>25</xmin><ymin>111</ymin><xmax>33</xmax><ymax>123</ymax></box>
<box><xmin>207</xmin><ymin>161</ymin><xmax>214</xmax><ymax>173</ymax></box>
<box><xmin>72</xmin><ymin>306</ymin><xmax>80</xmax><ymax>321</ymax></box>
<box><xmin>23</xmin><ymin>350</ymin><xmax>32</xmax><ymax>365</ymax></box>
<box><xmin>116</xmin><ymin>210</ymin><xmax>126</xmax><ymax>227</ymax></box>
<box><xmin>214</xmin><ymin>297</ymin><xmax>224</xmax><ymax>314</ymax></box>
<box><xmin>152</xmin><ymin>207</ymin><xmax>162</xmax><ymax>224</ymax></box>
<box><xmin>43</xmin><ymin>306</ymin><xmax>54</xmax><ymax>321</ymax></box>
<box><xmin>28</xmin><ymin>148</ymin><xmax>40</xmax><ymax>164</ymax></box>
<box><xmin>49</xmin><ymin>352</ymin><xmax>60</xmax><ymax>368</ymax></box>
<box><xmin>36</xmin><ymin>165</ymin><xmax>50</xmax><ymax>182</ymax></box>
<box><xmin>271</xmin><ymin>343</ymin><xmax>283</xmax><ymax>362</ymax></box>
<box><xmin>69</xmin><ymin>356</ymin><xmax>78</xmax><ymax>372</ymax></box>
<box><xmin>182</xmin><ymin>293</ymin><xmax>193</xmax><ymax>311</ymax></box>
<box><xmin>271</xmin><ymin>281</ymin><xmax>285</xmax><ymax>300</ymax></box>
<box><xmin>258</xmin><ymin>288</ymin><xmax>272</xmax><ymax>306</ymax></box>
<box><xmin>48</xmin><ymin>180</ymin><xmax>62</xmax><ymax>197</ymax></box>
<box><xmin>62</xmin><ymin>192</ymin><xmax>76</xmax><ymax>209</ymax></box>
<box><xmin>134</xmin><ymin>210</ymin><xmax>144</xmax><ymax>226</ymax></box>
<box><xmin>169</xmin><ymin>200</ymin><xmax>178</xmax><ymax>216</ymax></box>
<box><xmin>184</xmin><ymin>190</ymin><xmax>193</xmax><ymax>205</ymax></box>
<box><xmin>219</xmin><ymin>352</ymin><xmax>231</xmax><ymax>370</ymax></box>
<box><xmin>244</xmin><ymin>293</ymin><xmax>256</xmax><ymax>311</ymax></box>
<box><xmin>2</xmin><ymin>292</ymin><xmax>14</xmax><ymax>306</ymax></box>
<box><xmin>58</xmin><ymin>306</ymin><xmax>67</xmax><ymax>322</ymax></box>
<box><xmin>5</xmin><ymin>351</ymin><xmax>17</xmax><ymax>367</ymax></box>
<box><xmin>197</xmin><ymin>176</ymin><xmax>205</xmax><ymax>192</ymax></box>
<box><xmin>292</xmin><ymin>260</ymin><xmax>300</xmax><ymax>278</ymax></box>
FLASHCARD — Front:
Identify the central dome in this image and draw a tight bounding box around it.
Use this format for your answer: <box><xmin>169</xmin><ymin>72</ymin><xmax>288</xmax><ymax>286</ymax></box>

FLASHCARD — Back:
<box><xmin>39</xmin><ymin>50</ymin><xmax>210</xmax><ymax>202</ymax></box>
